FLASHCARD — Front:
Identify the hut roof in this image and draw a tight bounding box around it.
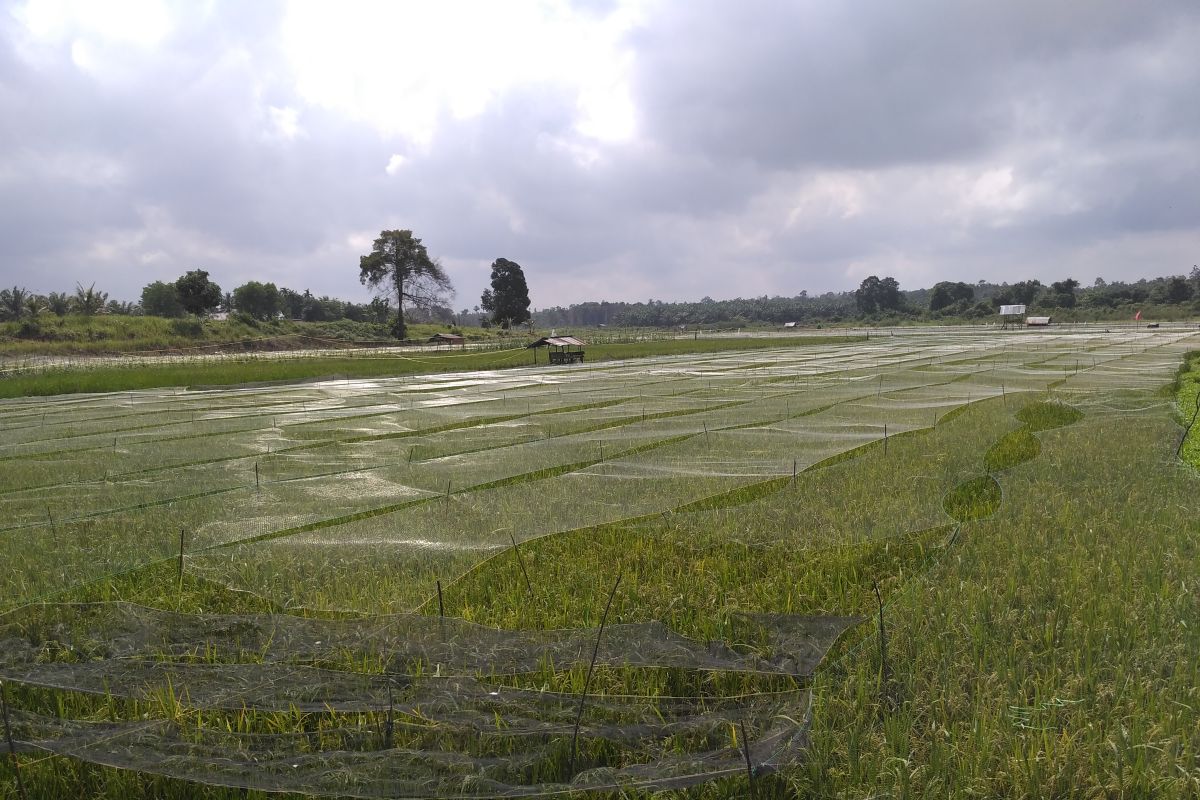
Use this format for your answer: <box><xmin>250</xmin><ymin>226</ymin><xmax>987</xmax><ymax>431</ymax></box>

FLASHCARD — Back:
<box><xmin>527</xmin><ymin>336</ymin><xmax>586</xmax><ymax>348</ymax></box>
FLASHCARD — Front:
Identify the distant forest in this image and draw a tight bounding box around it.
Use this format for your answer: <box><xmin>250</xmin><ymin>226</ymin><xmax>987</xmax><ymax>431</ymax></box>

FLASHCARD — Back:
<box><xmin>529</xmin><ymin>271</ymin><xmax>1200</xmax><ymax>328</ymax></box>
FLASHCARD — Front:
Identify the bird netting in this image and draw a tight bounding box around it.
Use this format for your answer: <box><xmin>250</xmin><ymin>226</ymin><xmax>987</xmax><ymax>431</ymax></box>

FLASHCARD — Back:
<box><xmin>0</xmin><ymin>602</ymin><xmax>852</xmax><ymax>796</ymax></box>
<box><xmin>2</xmin><ymin>326</ymin><xmax>1198</xmax><ymax>796</ymax></box>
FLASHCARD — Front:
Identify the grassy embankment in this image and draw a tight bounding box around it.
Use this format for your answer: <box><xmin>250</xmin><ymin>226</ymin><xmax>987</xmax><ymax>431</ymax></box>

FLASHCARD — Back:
<box><xmin>0</xmin><ymin>334</ymin><xmax>864</xmax><ymax>398</ymax></box>
<box><xmin>0</xmin><ymin>314</ymin><xmax>434</xmax><ymax>354</ymax></box>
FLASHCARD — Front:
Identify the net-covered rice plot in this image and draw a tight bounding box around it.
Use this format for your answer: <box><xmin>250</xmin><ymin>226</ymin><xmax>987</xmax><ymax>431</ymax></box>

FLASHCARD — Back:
<box><xmin>1</xmin><ymin>327</ymin><xmax>1198</xmax><ymax>799</ymax></box>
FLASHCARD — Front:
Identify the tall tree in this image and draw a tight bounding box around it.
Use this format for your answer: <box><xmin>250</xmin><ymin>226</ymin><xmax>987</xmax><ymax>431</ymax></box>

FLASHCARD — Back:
<box><xmin>279</xmin><ymin>288</ymin><xmax>306</xmax><ymax>320</ymax></box>
<box><xmin>1048</xmin><ymin>278</ymin><xmax>1079</xmax><ymax>308</ymax></box>
<box><xmin>1165</xmin><ymin>275</ymin><xmax>1194</xmax><ymax>303</ymax></box>
<box><xmin>175</xmin><ymin>269</ymin><xmax>223</xmax><ymax>316</ymax></box>
<box><xmin>141</xmin><ymin>281</ymin><xmax>185</xmax><ymax>318</ymax></box>
<box><xmin>1010</xmin><ymin>279</ymin><xmax>1043</xmax><ymax>305</ymax></box>
<box><xmin>928</xmin><ymin>281</ymin><xmax>975</xmax><ymax>312</ymax></box>
<box><xmin>479</xmin><ymin>257</ymin><xmax>532</xmax><ymax>329</ymax></box>
<box><xmin>855</xmin><ymin>275</ymin><xmax>903</xmax><ymax>314</ymax></box>
<box><xmin>358</xmin><ymin>229</ymin><xmax>454</xmax><ymax>339</ymax></box>
<box><xmin>232</xmin><ymin>281</ymin><xmax>282</xmax><ymax>320</ymax></box>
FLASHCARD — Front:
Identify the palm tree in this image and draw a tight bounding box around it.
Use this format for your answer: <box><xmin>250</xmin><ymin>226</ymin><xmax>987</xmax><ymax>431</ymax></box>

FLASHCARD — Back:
<box><xmin>73</xmin><ymin>283</ymin><xmax>108</xmax><ymax>316</ymax></box>
<box><xmin>25</xmin><ymin>294</ymin><xmax>45</xmax><ymax>318</ymax></box>
<box><xmin>105</xmin><ymin>300</ymin><xmax>137</xmax><ymax>315</ymax></box>
<box><xmin>46</xmin><ymin>292</ymin><xmax>71</xmax><ymax>317</ymax></box>
<box><xmin>0</xmin><ymin>286</ymin><xmax>28</xmax><ymax>320</ymax></box>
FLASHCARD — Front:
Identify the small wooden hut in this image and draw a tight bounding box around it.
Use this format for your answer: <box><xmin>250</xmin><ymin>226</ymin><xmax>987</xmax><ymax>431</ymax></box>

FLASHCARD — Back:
<box><xmin>527</xmin><ymin>336</ymin><xmax>586</xmax><ymax>364</ymax></box>
<box><xmin>428</xmin><ymin>332</ymin><xmax>466</xmax><ymax>349</ymax></box>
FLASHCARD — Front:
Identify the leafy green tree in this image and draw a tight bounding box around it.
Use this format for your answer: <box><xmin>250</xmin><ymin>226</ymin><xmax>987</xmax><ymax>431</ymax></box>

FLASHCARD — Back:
<box><xmin>278</xmin><ymin>288</ymin><xmax>306</xmax><ymax>320</ymax></box>
<box><xmin>359</xmin><ymin>229</ymin><xmax>454</xmax><ymax>339</ymax></box>
<box><xmin>928</xmin><ymin>281</ymin><xmax>975</xmax><ymax>312</ymax></box>
<box><xmin>1011</xmin><ymin>280</ymin><xmax>1043</xmax><ymax>305</ymax></box>
<box><xmin>301</xmin><ymin>293</ymin><xmax>344</xmax><ymax>322</ymax></box>
<box><xmin>479</xmin><ymin>258</ymin><xmax>531</xmax><ymax>329</ymax></box>
<box><xmin>232</xmin><ymin>281</ymin><xmax>282</xmax><ymax>321</ymax></box>
<box><xmin>1048</xmin><ymin>278</ymin><xmax>1079</xmax><ymax>308</ymax></box>
<box><xmin>141</xmin><ymin>281</ymin><xmax>185</xmax><ymax>318</ymax></box>
<box><xmin>175</xmin><ymin>269</ymin><xmax>223</xmax><ymax>316</ymax></box>
<box><xmin>367</xmin><ymin>297</ymin><xmax>390</xmax><ymax>324</ymax></box>
<box><xmin>72</xmin><ymin>283</ymin><xmax>108</xmax><ymax>316</ymax></box>
<box><xmin>854</xmin><ymin>275</ymin><xmax>903</xmax><ymax>314</ymax></box>
<box><xmin>1165</xmin><ymin>275</ymin><xmax>1193</xmax><ymax>303</ymax></box>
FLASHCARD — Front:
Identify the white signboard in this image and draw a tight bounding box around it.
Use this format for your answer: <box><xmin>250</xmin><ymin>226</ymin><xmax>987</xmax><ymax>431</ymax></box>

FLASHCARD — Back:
<box><xmin>999</xmin><ymin>304</ymin><xmax>1027</xmax><ymax>315</ymax></box>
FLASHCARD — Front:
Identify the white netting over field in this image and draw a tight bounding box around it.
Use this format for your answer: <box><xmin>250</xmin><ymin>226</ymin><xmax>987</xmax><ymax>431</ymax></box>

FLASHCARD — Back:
<box><xmin>1</xmin><ymin>327</ymin><xmax>1197</xmax><ymax>796</ymax></box>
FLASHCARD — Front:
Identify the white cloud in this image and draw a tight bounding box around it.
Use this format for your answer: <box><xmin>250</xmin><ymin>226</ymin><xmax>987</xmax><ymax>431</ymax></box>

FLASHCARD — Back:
<box><xmin>384</xmin><ymin>154</ymin><xmax>408</xmax><ymax>175</ymax></box>
<box><xmin>266</xmin><ymin>106</ymin><xmax>303</xmax><ymax>141</ymax></box>
<box><xmin>17</xmin><ymin>0</ymin><xmax>172</xmax><ymax>46</ymax></box>
<box><xmin>279</xmin><ymin>0</ymin><xmax>643</xmax><ymax>147</ymax></box>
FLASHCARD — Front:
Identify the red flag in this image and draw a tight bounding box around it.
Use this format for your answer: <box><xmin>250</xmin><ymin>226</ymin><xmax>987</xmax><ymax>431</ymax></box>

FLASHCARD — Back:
<box><xmin>1134</xmin><ymin>310</ymin><xmax>1142</xmax><ymax>321</ymax></box>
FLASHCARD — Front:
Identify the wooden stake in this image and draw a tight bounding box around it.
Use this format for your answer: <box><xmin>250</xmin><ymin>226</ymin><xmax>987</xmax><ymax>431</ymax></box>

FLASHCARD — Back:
<box><xmin>873</xmin><ymin>580</ymin><xmax>890</xmax><ymax>700</ymax></box>
<box><xmin>739</xmin><ymin>718</ymin><xmax>758</xmax><ymax>800</ymax></box>
<box><xmin>569</xmin><ymin>572</ymin><xmax>622</xmax><ymax>776</ymax></box>
<box><xmin>254</xmin><ymin>462</ymin><xmax>260</xmax><ymax>490</ymax></box>
<box><xmin>509</xmin><ymin>532</ymin><xmax>533</xmax><ymax>595</ymax></box>
<box><xmin>384</xmin><ymin>682</ymin><xmax>395</xmax><ymax>749</ymax></box>
<box><xmin>437</xmin><ymin>580</ymin><xmax>444</xmax><ymax>618</ymax></box>
<box><xmin>177</xmin><ymin>529</ymin><xmax>186</xmax><ymax>590</ymax></box>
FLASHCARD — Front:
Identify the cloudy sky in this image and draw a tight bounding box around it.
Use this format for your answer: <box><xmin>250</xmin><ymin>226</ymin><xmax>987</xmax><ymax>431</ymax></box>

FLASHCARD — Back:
<box><xmin>1</xmin><ymin>0</ymin><xmax>1197</xmax><ymax>309</ymax></box>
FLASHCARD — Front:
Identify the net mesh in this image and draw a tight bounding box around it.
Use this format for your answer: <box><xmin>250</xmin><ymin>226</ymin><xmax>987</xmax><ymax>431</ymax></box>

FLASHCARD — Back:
<box><xmin>2</xmin><ymin>326</ymin><xmax>1197</xmax><ymax>796</ymax></box>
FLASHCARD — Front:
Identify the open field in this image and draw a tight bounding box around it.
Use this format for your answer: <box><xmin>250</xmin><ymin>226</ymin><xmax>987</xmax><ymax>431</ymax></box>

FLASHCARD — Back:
<box><xmin>1</xmin><ymin>328</ymin><xmax>1198</xmax><ymax>798</ymax></box>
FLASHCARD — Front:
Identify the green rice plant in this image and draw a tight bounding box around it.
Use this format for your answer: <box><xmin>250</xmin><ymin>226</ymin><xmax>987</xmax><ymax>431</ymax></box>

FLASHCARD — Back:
<box><xmin>942</xmin><ymin>475</ymin><xmax>1002</xmax><ymax>522</ymax></box>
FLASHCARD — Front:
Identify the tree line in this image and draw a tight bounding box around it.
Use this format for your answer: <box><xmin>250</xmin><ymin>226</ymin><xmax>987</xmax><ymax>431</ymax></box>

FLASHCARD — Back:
<box><xmin>6</xmin><ymin>232</ymin><xmax>1195</xmax><ymax>333</ymax></box>
<box><xmin>1</xmin><ymin>229</ymin><xmax>536</xmax><ymax>340</ymax></box>
<box><xmin>534</xmin><ymin>269</ymin><xmax>1200</xmax><ymax>328</ymax></box>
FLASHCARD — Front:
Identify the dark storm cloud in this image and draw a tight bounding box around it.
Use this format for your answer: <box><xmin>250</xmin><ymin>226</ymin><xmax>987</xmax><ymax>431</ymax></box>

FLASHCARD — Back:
<box><xmin>633</xmin><ymin>0</ymin><xmax>1196</xmax><ymax>170</ymax></box>
<box><xmin>1</xmin><ymin>0</ymin><xmax>1197</xmax><ymax>307</ymax></box>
